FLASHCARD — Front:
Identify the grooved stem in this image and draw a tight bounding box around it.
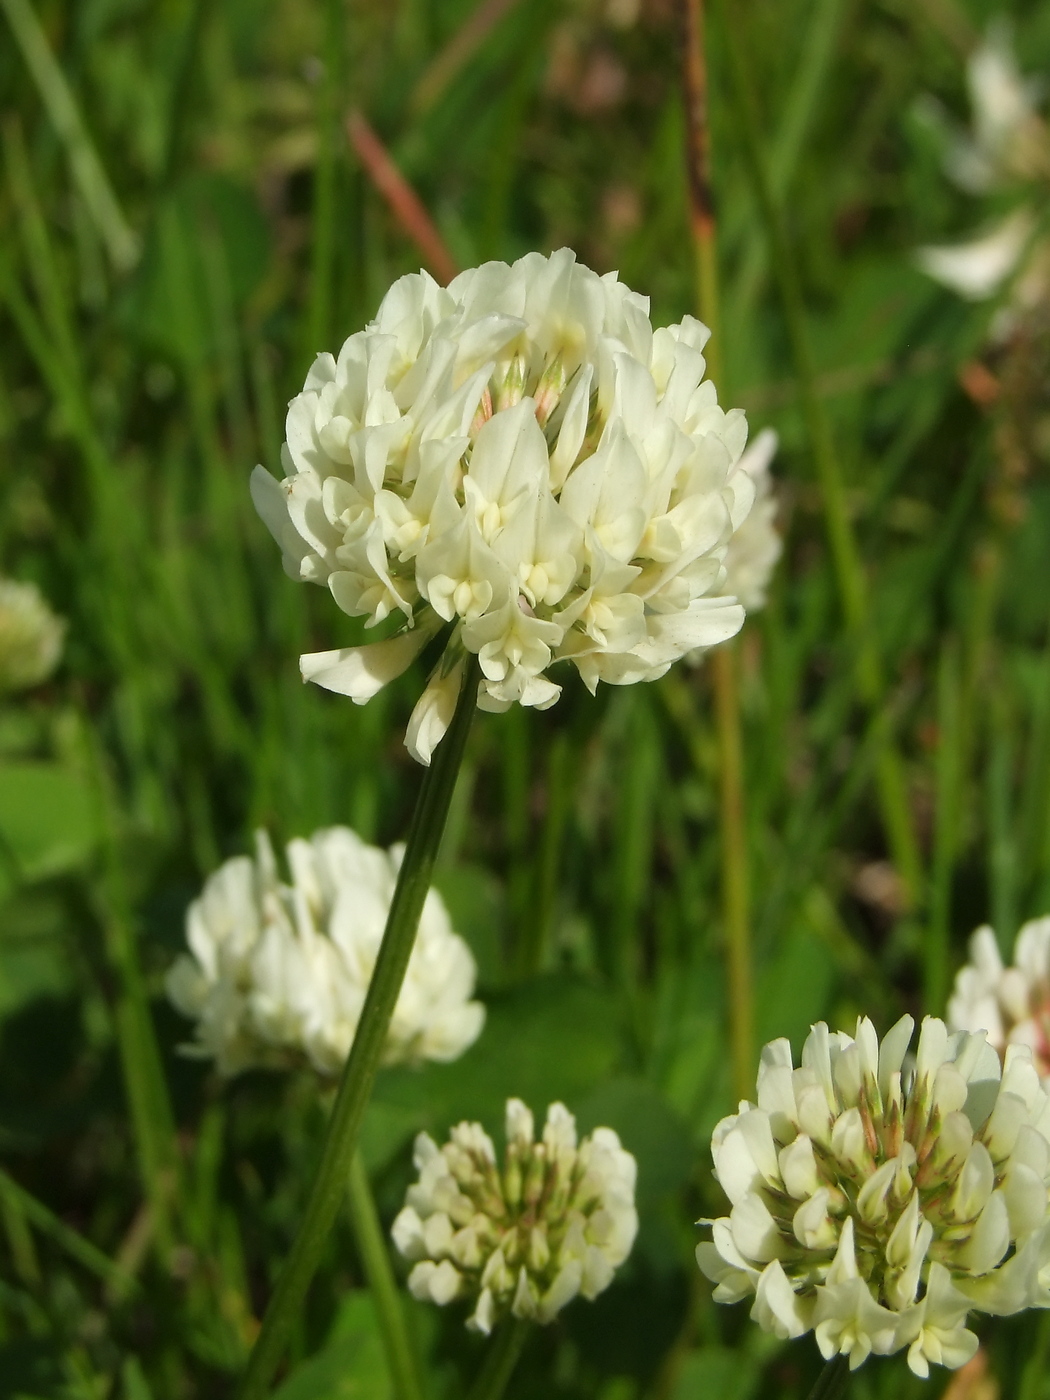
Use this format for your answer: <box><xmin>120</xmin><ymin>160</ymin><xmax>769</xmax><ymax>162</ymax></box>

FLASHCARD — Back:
<box><xmin>238</xmin><ymin>660</ymin><xmax>479</xmax><ymax>1399</ymax></box>
<box><xmin>346</xmin><ymin>1152</ymin><xmax>426</xmax><ymax>1400</ymax></box>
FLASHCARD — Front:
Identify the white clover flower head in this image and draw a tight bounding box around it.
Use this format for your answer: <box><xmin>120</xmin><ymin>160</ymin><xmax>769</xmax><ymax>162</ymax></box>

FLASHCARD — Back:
<box><xmin>697</xmin><ymin>1015</ymin><xmax>1050</xmax><ymax>1377</ymax></box>
<box><xmin>914</xmin><ymin>26</ymin><xmax>1050</xmax><ymax>336</ymax></box>
<box><xmin>166</xmin><ymin>826</ymin><xmax>484</xmax><ymax>1076</ymax></box>
<box><xmin>392</xmin><ymin>1098</ymin><xmax>638</xmax><ymax>1333</ymax></box>
<box><xmin>948</xmin><ymin>24</ymin><xmax>1047</xmax><ymax>193</ymax></box>
<box><xmin>0</xmin><ymin>578</ymin><xmax>65</xmax><ymax>694</ymax></box>
<box><xmin>949</xmin><ymin>918</ymin><xmax>1050</xmax><ymax>1082</ymax></box>
<box><xmin>721</xmin><ymin>428</ymin><xmax>781</xmax><ymax>615</ymax></box>
<box><xmin>252</xmin><ymin>248</ymin><xmax>757</xmax><ymax>764</ymax></box>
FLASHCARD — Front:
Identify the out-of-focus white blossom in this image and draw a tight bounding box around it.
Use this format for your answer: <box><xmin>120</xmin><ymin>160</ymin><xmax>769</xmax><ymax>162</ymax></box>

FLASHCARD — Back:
<box><xmin>949</xmin><ymin>918</ymin><xmax>1050</xmax><ymax>1081</ymax></box>
<box><xmin>722</xmin><ymin>428</ymin><xmax>781</xmax><ymax>614</ymax></box>
<box><xmin>166</xmin><ymin>827</ymin><xmax>484</xmax><ymax>1076</ymax></box>
<box><xmin>916</xmin><ymin>25</ymin><xmax>1050</xmax><ymax>337</ymax></box>
<box><xmin>252</xmin><ymin>248</ymin><xmax>758</xmax><ymax>763</ymax></box>
<box><xmin>392</xmin><ymin>1098</ymin><xmax>638</xmax><ymax>1333</ymax></box>
<box><xmin>0</xmin><ymin>578</ymin><xmax>65</xmax><ymax>694</ymax></box>
<box><xmin>698</xmin><ymin>1015</ymin><xmax>1050</xmax><ymax>1376</ymax></box>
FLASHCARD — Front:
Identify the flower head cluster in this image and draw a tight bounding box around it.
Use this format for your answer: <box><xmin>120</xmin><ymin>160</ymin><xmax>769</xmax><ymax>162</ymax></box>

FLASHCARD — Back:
<box><xmin>252</xmin><ymin>249</ymin><xmax>757</xmax><ymax>763</ymax></box>
<box><xmin>721</xmin><ymin>428</ymin><xmax>781</xmax><ymax>615</ymax></box>
<box><xmin>916</xmin><ymin>25</ymin><xmax>1050</xmax><ymax>338</ymax></box>
<box><xmin>0</xmin><ymin>578</ymin><xmax>65</xmax><ymax>695</ymax></box>
<box><xmin>949</xmin><ymin>918</ymin><xmax>1050</xmax><ymax>1081</ymax></box>
<box><xmin>698</xmin><ymin>1015</ymin><xmax>1050</xmax><ymax>1376</ymax></box>
<box><xmin>166</xmin><ymin>826</ymin><xmax>484</xmax><ymax>1076</ymax></box>
<box><xmin>392</xmin><ymin>1098</ymin><xmax>638</xmax><ymax>1333</ymax></box>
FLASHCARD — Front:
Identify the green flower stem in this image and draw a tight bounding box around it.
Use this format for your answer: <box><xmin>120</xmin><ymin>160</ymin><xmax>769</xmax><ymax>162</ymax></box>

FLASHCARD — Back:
<box><xmin>0</xmin><ymin>1167</ymin><xmax>140</xmax><ymax>1298</ymax></box>
<box><xmin>346</xmin><ymin>1150</ymin><xmax>426</xmax><ymax>1400</ymax></box>
<box><xmin>926</xmin><ymin>638</ymin><xmax>962</xmax><ymax>1012</ymax></box>
<box><xmin>304</xmin><ymin>0</ymin><xmax>344</xmax><ymax>367</ymax></box>
<box><xmin>465</xmin><ymin>1318</ymin><xmax>531</xmax><ymax>1400</ymax></box>
<box><xmin>804</xmin><ymin>1355</ymin><xmax>850</xmax><ymax>1400</ymax></box>
<box><xmin>87</xmin><ymin>738</ymin><xmax>182</xmax><ymax>1263</ymax></box>
<box><xmin>679</xmin><ymin>0</ymin><xmax>754</xmax><ymax>1102</ymax></box>
<box><xmin>238</xmin><ymin>658</ymin><xmax>480</xmax><ymax>1400</ymax></box>
<box><xmin>712</xmin><ymin>0</ymin><xmax>924</xmax><ymax>909</ymax></box>
<box><xmin>0</xmin><ymin>0</ymin><xmax>139</xmax><ymax>271</ymax></box>
<box><xmin>712</xmin><ymin>645</ymin><xmax>754</xmax><ymax>1102</ymax></box>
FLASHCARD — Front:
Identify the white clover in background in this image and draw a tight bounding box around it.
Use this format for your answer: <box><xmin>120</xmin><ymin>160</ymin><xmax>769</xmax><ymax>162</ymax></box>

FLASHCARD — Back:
<box><xmin>698</xmin><ymin>1015</ymin><xmax>1050</xmax><ymax>1377</ymax></box>
<box><xmin>392</xmin><ymin>1098</ymin><xmax>638</xmax><ymax>1333</ymax></box>
<box><xmin>166</xmin><ymin>826</ymin><xmax>484</xmax><ymax>1076</ymax></box>
<box><xmin>949</xmin><ymin>918</ymin><xmax>1050</xmax><ymax>1081</ymax></box>
<box><xmin>0</xmin><ymin>578</ymin><xmax>65</xmax><ymax>695</ymax></box>
<box><xmin>252</xmin><ymin>248</ymin><xmax>758</xmax><ymax>764</ymax></box>
<box><xmin>915</xmin><ymin>24</ymin><xmax>1050</xmax><ymax>337</ymax></box>
<box><xmin>722</xmin><ymin>428</ymin><xmax>781</xmax><ymax>615</ymax></box>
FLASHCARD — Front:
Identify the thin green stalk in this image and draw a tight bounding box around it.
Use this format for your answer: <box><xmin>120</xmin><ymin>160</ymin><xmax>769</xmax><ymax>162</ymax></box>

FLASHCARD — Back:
<box><xmin>610</xmin><ymin>695</ymin><xmax>659</xmax><ymax>1003</ymax></box>
<box><xmin>713</xmin><ymin>646</ymin><xmax>753</xmax><ymax>1101</ymax></box>
<box><xmin>730</xmin><ymin>0</ymin><xmax>848</xmax><ymax>317</ymax></box>
<box><xmin>89</xmin><ymin>740</ymin><xmax>182</xmax><ymax>1261</ymax></box>
<box><xmin>712</xmin><ymin>0</ymin><xmax>923</xmax><ymax>908</ymax></box>
<box><xmin>238</xmin><ymin>659</ymin><xmax>480</xmax><ymax>1400</ymax></box>
<box><xmin>988</xmin><ymin>689</ymin><xmax>1018</xmax><ymax>952</ymax></box>
<box><xmin>529</xmin><ymin>728</ymin><xmax>571</xmax><ymax>980</ymax></box>
<box><xmin>805</xmin><ymin>1355</ymin><xmax>850</xmax><ymax>1400</ymax></box>
<box><xmin>305</xmin><ymin>0</ymin><xmax>344</xmax><ymax>365</ymax></box>
<box><xmin>346</xmin><ymin>1151</ymin><xmax>426</xmax><ymax>1400</ymax></box>
<box><xmin>464</xmin><ymin>1317</ymin><xmax>530</xmax><ymax>1400</ymax></box>
<box><xmin>2</xmin><ymin>114</ymin><xmax>81</xmax><ymax>379</ymax></box>
<box><xmin>0</xmin><ymin>0</ymin><xmax>139</xmax><ymax>271</ymax></box>
<box><xmin>926</xmin><ymin>639</ymin><xmax>961</xmax><ymax>1013</ymax></box>
<box><xmin>679</xmin><ymin>0</ymin><xmax>753</xmax><ymax>1102</ymax></box>
<box><xmin>0</xmin><ymin>1168</ymin><xmax>140</xmax><ymax>1298</ymax></box>
<box><xmin>1019</xmin><ymin>1309</ymin><xmax>1050</xmax><ymax>1400</ymax></box>
<box><xmin>160</xmin><ymin>0</ymin><xmax>211</xmax><ymax>188</ymax></box>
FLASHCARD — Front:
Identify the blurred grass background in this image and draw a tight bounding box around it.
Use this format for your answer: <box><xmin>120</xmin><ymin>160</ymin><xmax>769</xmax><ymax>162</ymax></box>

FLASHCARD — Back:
<box><xmin>1</xmin><ymin>0</ymin><xmax>1050</xmax><ymax>1395</ymax></box>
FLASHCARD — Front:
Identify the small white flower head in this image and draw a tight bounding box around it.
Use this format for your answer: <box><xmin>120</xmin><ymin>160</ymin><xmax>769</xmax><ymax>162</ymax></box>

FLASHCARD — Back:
<box><xmin>698</xmin><ymin>1015</ymin><xmax>1050</xmax><ymax>1377</ymax></box>
<box><xmin>392</xmin><ymin>1099</ymin><xmax>638</xmax><ymax>1333</ymax></box>
<box><xmin>0</xmin><ymin>578</ymin><xmax>65</xmax><ymax>694</ymax></box>
<box><xmin>947</xmin><ymin>24</ymin><xmax>1046</xmax><ymax>194</ymax></box>
<box><xmin>915</xmin><ymin>25</ymin><xmax>1050</xmax><ymax>336</ymax></box>
<box><xmin>722</xmin><ymin>428</ymin><xmax>781</xmax><ymax>615</ymax></box>
<box><xmin>252</xmin><ymin>248</ymin><xmax>758</xmax><ymax>763</ymax></box>
<box><xmin>949</xmin><ymin>918</ymin><xmax>1050</xmax><ymax>1081</ymax></box>
<box><xmin>166</xmin><ymin>827</ymin><xmax>484</xmax><ymax>1076</ymax></box>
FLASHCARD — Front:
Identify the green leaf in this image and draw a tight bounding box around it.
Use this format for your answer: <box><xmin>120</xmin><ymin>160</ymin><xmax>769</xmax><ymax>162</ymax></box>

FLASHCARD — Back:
<box><xmin>0</xmin><ymin>761</ymin><xmax>97</xmax><ymax>885</ymax></box>
<box><xmin>364</xmin><ymin>977</ymin><xmax>622</xmax><ymax>1168</ymax></box>
<box><xmin>272</xmin><ymin>1292</ymin><xmax>391</xmax><ymax>1400</ymax></box>
<box><xmin>0</xmin><ymin>890</ymin><xmax>73</xmax><ymax>1018</ymax></box>
<box><xmin>574</xmin><ymin>1078</ymin><xmax>694</xmax><ymax>1206</ymax></box>
<box><xmin>756</xmin><ymin>921</ymin><xmax>835</xmax><ymax>1052</ymax></box>
<box><xmin>432</xmin><ymin>861</ymin><xmax>505</xmax><ymax>988</ymax></box>
<box><xmin>670</xmin><ymin>1346</ymin><xmax>761</xmax><ymax>1400</ymax></box>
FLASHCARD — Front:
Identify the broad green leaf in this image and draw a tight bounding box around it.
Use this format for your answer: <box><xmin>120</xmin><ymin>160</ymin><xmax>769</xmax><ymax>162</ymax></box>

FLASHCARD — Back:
<box><xmin>0</xmin><ymin>761</ymin><xmax>97</xmax><ymax>883</ymax></box>
<box><xmin>670</xmin><ymin>1346</ymin><xmax>761</xmax><ymax>1400</ymax></box>
<box><xmin>574</xmin><ymin>1077</ymin><xmax>694</xmax><ymax>1205</ymax></box>
<box><xmin>365</xmin><ymin>977</ymin><xmax>622</xmax><ymax>1168</ymax></box>
<box><xmin>273</xmin><ymin>1292</ymin><xmax>391</xmax><ymax>1400</ymax></box>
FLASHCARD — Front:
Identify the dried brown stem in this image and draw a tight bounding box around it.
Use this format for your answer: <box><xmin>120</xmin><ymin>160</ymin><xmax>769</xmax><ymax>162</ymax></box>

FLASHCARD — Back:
<box><xmin>345</xmin><ymin>110</ymin><xmax>459</xmax><ymax>286</ymax></box>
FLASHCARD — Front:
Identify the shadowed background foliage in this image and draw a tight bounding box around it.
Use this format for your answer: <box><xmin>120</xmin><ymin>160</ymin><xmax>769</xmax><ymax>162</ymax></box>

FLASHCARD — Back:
<box><xmin>1</xmin><ymin>0</ymin><xmax>1049</xmax><ymax>1396</ymax></box>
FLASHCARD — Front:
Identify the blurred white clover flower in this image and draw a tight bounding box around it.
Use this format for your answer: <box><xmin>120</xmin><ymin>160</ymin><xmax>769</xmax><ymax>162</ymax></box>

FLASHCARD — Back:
<box><xmin>698</xmin><ymin>1015</ymin><xmax>1050</xmax><ymax>1377</ymax></box>
<box><xmin>0</xmin><ymin>577</ymin><xmax>65</xmax><ymax>694</ymax></box>
<box><xmin>948</xmin><ymin>918</ymin><xmax>1050</xmax><ymax>1081</ymax></box>
<box><xmin>252</xmin><ymin>248</ymin><xmax>757</xmax><ymax>764</ymax></box>
<box><xmin>166</xmin><ymin>826</ymin><xmax>484</xmax><ymax>1076</ymax></box>
<box><xmin>915</xmin><ymin>25</ymin><xmax>1050</xmax><ymax>338</ymax></box>
<box><xmin>391</xmin><ymin>1098</ymin><xmax>638</xmax><ymax>1333</ymax></box>
<box><xmin>722</xmin><ymin>428</ymin><xmax>781</xmax><ymax>615</ymax></box>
